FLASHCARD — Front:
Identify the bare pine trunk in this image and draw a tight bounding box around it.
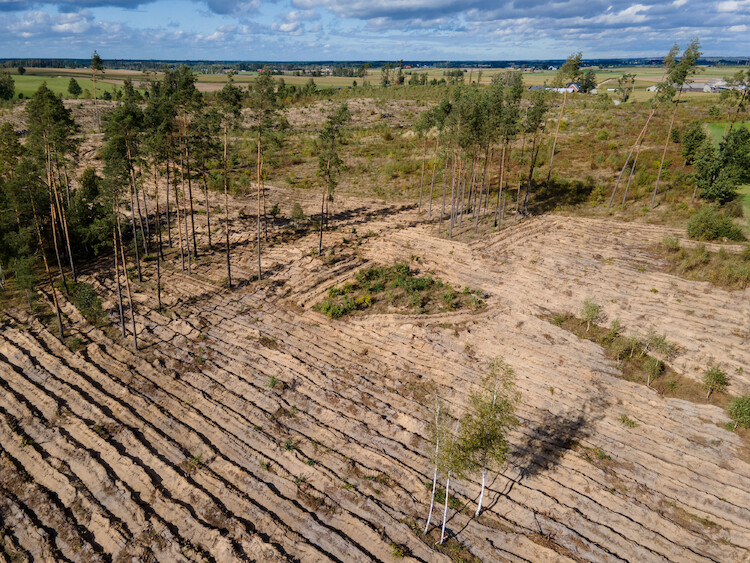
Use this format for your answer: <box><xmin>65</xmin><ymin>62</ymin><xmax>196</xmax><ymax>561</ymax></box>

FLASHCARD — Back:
<box><xmin>92</xmin><ymin>71</ymin><xmax>100</xmax><ymax>132</ymax></box>
<box><xmin>652</xmin><ymin>89</ymin><xmax>682</xmax><ymax>210</ymax></box>
<box><xmin>128</xmin><ymin>181</ymin><xmax>143</xmax><ymax>282</ymax></box>
<box><xmin>185</xmin><ymin>139</ymin><xmax>198</xmax><ymax>258</ymax></box>
<box><xmin>223</xmin><ymin>122</ymin><xmax>232</xmax><ymax>287</ymax></box>
<box><xmin>175</xmin><ymin>164</ymin><xmax>185</xmax><ymax>271</ymax></box>
<box><xmin>545</xmin><ymin>90</ymin><xmax>567</xmax><ymax>194</ymax></box>
<box><xmin>438</xmin><ymin>156</ymin><xmax>449</xmax><ymax>234</ymax></box>
<box><xmin>494</xmin><ymin>143</ymin><xmax>507</xmax><ymax>227</ymax></box>
<box><xmin>113</xmin><ymin>227</ymin><xmax>126</xmax><ymax>338</ymax></box>
<box><xmin>256</xmin><ymin>122</ymin><xmax>262</xmax><ymax>281</ymax></box>
<box><xmin>474</xmin><ymin>148</ymin><xmax>489</xmax><ymax>233</ymax></box>
<box><xmin>30</xmin><ymin>189</ymin><xmax>64</xmax><ymax>339</ymax></box>
<box><xmin>622</xmin><ymin>146</ymin><xmax>640</xmax><ymax>204</ymax></box>
<box><xmin>166</xmin><ymin>149</ymin><xmax>173</xmax><ymax>247</ymax></box>
<box><xmin>319</xmin><ymin>159</ymin><xmax>331</xmax><ymax>256</ymax></box>
<box><xmin>153</xmin><ymin>166</ymin><xmax>162</xmax><ymax>310</ymax></box>
<box><xmin>448</xmin><ymin>153</ymin><xmax>458</xmax><ymax>238</ymax></box>
<box><xmin>201</xmin><ymin>158</ymin><xmax>212</xmax><ymax>249</ymax></box>
<box><xmin>116</xmin><ymin>215</ymin><xmax>138</xmax><ymax>350</ymax></box>
<box><xmin>608</xmin><ymin>109</ymin><xmax>655</xmax><ymax>208</ymax></box>
<box><xmin>418</xmin><ymin>137</ymin><xmax>427</xmax><ymax>212</ymax></box>
<box><xmin>428</xmin><ymin>138</ymin><xmax>440</xmax><ymax>218</ymax></box>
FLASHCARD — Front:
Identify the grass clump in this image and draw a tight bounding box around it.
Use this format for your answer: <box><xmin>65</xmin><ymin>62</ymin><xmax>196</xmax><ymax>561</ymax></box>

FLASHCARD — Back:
<box><xmin>686</xmin><ymin>206</ymin><xmax>746</xmax><ymax>242</ymax></box>
<box><xmin>727</xmin><ymin>395</ymin><xmax>750</xmax><ymax>431</ymax></box>
<box><xmin>619</xmin><ymin>414</ymin><xmax>638</xmax><ymax>428</ymax></box>
<box><xmin>315</xmin><ymin>261</ymin><xmax>483</xmax><ymax>318</ymax></box>
<box><xmin>657</xmin><ymin>238</ymin><xmax>750</xmax><ymax>289</ymax></box>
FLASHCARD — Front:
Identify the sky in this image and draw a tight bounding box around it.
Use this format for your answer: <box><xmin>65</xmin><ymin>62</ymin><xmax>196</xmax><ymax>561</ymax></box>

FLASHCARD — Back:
<box><xmin>0</xmin><ymin>0</ymin><xmax>749</xmax><ymax>61</ymax></box>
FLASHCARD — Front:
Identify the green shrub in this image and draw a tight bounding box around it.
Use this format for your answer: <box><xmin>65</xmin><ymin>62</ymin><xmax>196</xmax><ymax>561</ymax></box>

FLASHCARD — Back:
<box><xmin>727</xmin><ymin>395</ymin><xmax>750</xmax><ymax>430</ymax></box>
<box><xmin>686</xmin><ymin>207</ymin><xmax>746</xmax><ymax>242</ymax></box>
<box><xmin>703</xmin><ymin>365</ymin><xmax>728</xmax><ymax>398</ymax></box>
<box><xmin>69</xmin><ymin>281</ymin><xmax>106</xmax><ymax>326</ymax></box>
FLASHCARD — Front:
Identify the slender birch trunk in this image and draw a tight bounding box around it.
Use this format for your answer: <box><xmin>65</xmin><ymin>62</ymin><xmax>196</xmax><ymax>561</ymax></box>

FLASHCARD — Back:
<box><xmin>424</xmin><ymin>402</ymin><xmax>441</xmax><ymax>534</ymax></box>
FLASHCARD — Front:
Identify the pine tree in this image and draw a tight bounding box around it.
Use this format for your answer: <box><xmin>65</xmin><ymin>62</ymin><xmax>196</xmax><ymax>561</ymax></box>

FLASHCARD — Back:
<box><xmin>91</xmin><ymin>51</ymin><xmax>104</xmax><ymax>131</ymax></box>
<box><xmin>217</xmin><ymin>76</ymin><xmax>243</xmax><ymax>287</ymax></box>
<box><xmin>317</xmin><ymin>103</ymin><xmax>351</xmax><ymax>255</ymax></box>
<box><xmin>248</xmin><ymin>69</ymin><xmax>277</xmax><ymax>280</ymax></box>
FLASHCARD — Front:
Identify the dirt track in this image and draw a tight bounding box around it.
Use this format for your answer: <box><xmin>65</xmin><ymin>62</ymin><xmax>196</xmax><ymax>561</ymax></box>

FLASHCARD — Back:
<box><xmin>1</xmin><ymin>188</ymin><xmax>749</xmax><ymax>562</ymax></box>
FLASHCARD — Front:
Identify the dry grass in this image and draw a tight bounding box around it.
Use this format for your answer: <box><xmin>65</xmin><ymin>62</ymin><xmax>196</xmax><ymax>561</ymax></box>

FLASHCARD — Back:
<box><xmin>655</xmin><ymin>237</ymin><xmax>750</xmax><ymax>290</ymax></box>
<box><xmin>546</xmin><ymin>312</ymin><xmax>733</xmax><ymax>408</ymax></box>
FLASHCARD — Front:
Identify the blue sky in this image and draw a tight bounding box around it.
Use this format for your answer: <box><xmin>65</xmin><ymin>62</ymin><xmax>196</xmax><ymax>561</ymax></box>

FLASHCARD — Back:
<box><xmin>1</xmin><ymin>0</ymin><xmax>749</xmax><ymax>60</ymax></box>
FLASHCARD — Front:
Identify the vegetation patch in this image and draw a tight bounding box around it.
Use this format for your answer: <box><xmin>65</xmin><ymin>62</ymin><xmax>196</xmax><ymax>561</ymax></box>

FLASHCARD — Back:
<box><xmin>686</xmin><ymin>207</ymin><xmax>746</xmax><ymax>242</ymax></box>
<box><xmin>64</xmin><ymin>280</ymin><xmax>107</xmax><ymax>327</ymax></box>
<box><xmin>656</xmin><ymin>237</ymin><xmax>750</xmax><ymax>289</ymax></box>
<box><xmin>315</xmin><ymin>261</ymin><xmax>484</xmax><ymax>318</ymax></box>
<box><xmin>545</xmin><ymin>308</ymin><xmax>734</xmax><ymax>407</ymax></box>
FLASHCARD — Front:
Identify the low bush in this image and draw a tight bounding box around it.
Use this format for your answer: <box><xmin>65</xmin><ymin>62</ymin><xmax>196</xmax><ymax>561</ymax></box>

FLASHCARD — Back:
<box><xmin>686</xmin><ymin>207</ymin><xmax>746</xmax><ymax>242</ymax></box>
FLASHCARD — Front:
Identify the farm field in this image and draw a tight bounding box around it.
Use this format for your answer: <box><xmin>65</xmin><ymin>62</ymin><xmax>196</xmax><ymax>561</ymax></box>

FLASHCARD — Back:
<box><xmin>8</xmin><ymin>64</ymin><xmax>749</xmax><ymax>99</ymax></box>
<box><xmin>11</xmin><ymin>74</ymin><xmax>124</xmax><ymax>98</ymax></box>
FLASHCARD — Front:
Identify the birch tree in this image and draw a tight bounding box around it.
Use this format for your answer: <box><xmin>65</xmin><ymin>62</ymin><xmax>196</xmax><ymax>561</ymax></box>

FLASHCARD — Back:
<box><xmin>424</xmin><ymin>394</ymin><xmax>451</xmax><ymax>534</ymax></box>
<box><xmin>460</xmin><ymin>356</ymin><xmax>520</xmax><ymax>516</ymax></box>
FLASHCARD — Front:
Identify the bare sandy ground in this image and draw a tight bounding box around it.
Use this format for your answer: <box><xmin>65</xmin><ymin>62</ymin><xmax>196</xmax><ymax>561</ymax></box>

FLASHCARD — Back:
<box><xmin>1</xmin><ymin>185</ymin><xmax>749</xmax><ymax>561</ymax></box>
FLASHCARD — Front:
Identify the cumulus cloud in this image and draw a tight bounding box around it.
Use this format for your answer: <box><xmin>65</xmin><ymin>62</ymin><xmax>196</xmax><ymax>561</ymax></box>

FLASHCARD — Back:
<box><xmin>2</xmin><ymin>0</ymin><xmax>750</xmax><ymax>59</ymax></box>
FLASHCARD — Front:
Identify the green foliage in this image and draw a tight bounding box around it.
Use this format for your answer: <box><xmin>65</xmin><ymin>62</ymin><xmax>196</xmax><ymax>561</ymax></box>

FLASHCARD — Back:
<box><xmin>727</xmin><ymin>396</ymin><xmax>750</xmax><ymax>430</ymax></box>
<box><xmin>67</xmin><ymin>78</ymin><xmax>82</xmax><ymax>97</ymax></box>
<box><xmin>686</xmin><ymin>207</ymin><xmax>746</xmax><ymax>241</ymax></box>
<box><xmin>702</xmin><ymin>366</ymin><xmax>728</xmax><ymax>397</ymax></box>
<box><xmin>390</xmin><ymin>544</ymin><xmax>409</xmax><ymax>558</ymax></box>
<box><xmin>580</xmin><ymin>298</ymin><xmax>602</xmax><ymax>331</ymax></box>
<box><xmin>681</xmin><ymin>122</ymin><xmax>706</xmax><ymax>164</ymax></box>
<box><xmin>316</xmin><ymin>261</ymin><xmax>480</xmax><ymax>318</ymax></box>
<box><xmin>290</xmin><ymin>203</ymin><xmax>307</xmax><ymax>228</ymax></box>
<box><xmin>0</xmin><ymin>72</ymin><xmax>14</xmax><ymax>101</ymax></box>
<box><xmin>619</xmin><ymin>414</ymin><xmax>638</xmax><ymax>428</ymax></box>
<box><xmin>68</xmin><ymin>281</ymin><xmax>106</xmax><ymax>326</ymax></box>
<box><xmin>459</xmin><ymin>356</ymin><xmax>520</xmax><ymax>475</ymax></box>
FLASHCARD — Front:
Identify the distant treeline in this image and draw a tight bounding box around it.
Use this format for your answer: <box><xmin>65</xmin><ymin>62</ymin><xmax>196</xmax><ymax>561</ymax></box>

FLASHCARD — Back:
<box><xmin>2</xmin><ymin>57</ymin><xmax>749</xmax><ymax>73</ymax></box>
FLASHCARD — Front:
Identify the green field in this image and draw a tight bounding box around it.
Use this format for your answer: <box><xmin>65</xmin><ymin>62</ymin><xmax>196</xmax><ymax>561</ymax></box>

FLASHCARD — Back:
<box><xmin>11</xmin><ymin>74</ymin><xmax>123</xmax><ymax>99</ymax></box>
<box><xmin>706</xmin><ymin>121</ymin><xmax>750</xmax><ymax>146</ymax></box>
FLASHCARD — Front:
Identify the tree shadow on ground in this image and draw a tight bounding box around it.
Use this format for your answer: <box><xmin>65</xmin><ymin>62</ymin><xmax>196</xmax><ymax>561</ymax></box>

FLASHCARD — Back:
<box><xmin>511</xmin><ymin>392</ymin><xmax>610</xmax><ymax>481</ymax></box>
<box><xmin>527</xmin><ymin>177</ymin><xmax>596</xmax><ymax>216</ymax></box>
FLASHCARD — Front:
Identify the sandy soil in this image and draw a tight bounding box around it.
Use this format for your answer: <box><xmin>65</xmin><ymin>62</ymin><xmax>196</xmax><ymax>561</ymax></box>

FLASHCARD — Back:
<box><xmin>1</xmin><ymin>182</ymin><xmax>748</xmax><ymax>562</ymax></box>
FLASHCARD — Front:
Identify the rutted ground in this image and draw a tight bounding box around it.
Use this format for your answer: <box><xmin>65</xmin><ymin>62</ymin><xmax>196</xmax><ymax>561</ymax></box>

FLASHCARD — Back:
<box><xmin>1</xmin><ymin>188</ymin><xmax>749</xmax><ymax>562</ymax></box>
